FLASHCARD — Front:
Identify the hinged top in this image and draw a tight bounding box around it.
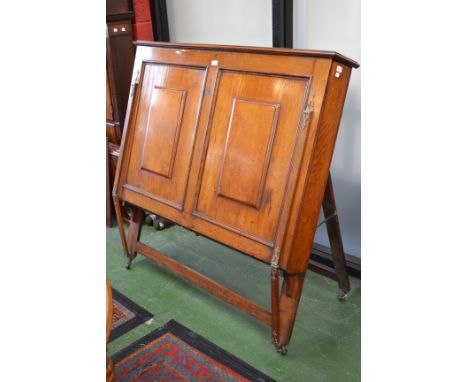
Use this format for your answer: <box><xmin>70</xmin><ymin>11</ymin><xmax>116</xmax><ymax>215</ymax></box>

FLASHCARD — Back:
<box><xmin>134</xmin><ymin>40</ymin><xmax>360</xmax><ymax>69</ymax></box>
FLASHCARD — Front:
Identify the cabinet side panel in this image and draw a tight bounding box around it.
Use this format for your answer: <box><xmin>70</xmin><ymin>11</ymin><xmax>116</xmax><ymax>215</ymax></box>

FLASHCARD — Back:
<box><xmin>285</xmin><ymin>62</ymin><xmax>352</xmax><ymax>273</ymax></box>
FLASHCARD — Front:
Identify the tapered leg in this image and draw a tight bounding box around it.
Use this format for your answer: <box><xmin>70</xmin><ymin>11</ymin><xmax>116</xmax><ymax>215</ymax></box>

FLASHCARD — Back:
<box><xmin>112</xmin><ymin>197</ymin><xmax>144</xmax><ymax>269</ymax></box>
<box><xmin>113</xmin><ymin>195</ymin><xmax>129</xmax><ymax>257</ymax></box>
<box><xmin>271</xmin><ymin>260</ymin><xmax>281</xmax><ymax>352</ymax></box>
<box><xmin>125</xmin><ymin>206</ymin><xmax>144</xmax><ymax>269</ymax></box>
<box><xmin>271</xmin><ymin>271</ymin><xmax>306</xmax><ymax>354</ymax></box>
<box><xmin>322</xmin><ymin>172</ymin><xmax>350</xmax><ymax>296</ymax></box>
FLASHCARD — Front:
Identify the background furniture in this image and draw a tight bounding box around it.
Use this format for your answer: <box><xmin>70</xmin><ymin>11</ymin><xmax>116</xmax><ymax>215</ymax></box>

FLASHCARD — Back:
<box><xmin>113</xmin><ymin>41</ymin><xmax>358</xmax><ymax>353</ymax></box>
<box><xmin>106</xmin><ymin>0</ymin><xmax>168</xmax><ymax>226</ymax></box>
<box><xmin>106</xmin><ymin>0</ymin><xmax>135</xmax><ymax>145</ymax></box>
<box><xmin>106</xmin><ymin>0</ymin><xmax>136</xmax><ymax>226</ymax></box>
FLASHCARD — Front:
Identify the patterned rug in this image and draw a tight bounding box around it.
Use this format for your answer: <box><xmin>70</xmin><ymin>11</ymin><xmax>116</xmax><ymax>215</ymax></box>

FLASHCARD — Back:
<box><xmin>112</xmin><ymin>320</ymin><xmax>276</xmax><ymax>382</ymax></box>
<box><xmin>110</xmin><ymin>288</ymin><xmax>154</xmax><ymax>342</ymax></box>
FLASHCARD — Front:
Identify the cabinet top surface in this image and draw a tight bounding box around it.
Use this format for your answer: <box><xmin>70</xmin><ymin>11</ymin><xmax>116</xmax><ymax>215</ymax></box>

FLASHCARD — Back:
<box><xmin>134</xmin><ymin>40</ymin><xmax>360</xmax><ymax>69</ymax></box>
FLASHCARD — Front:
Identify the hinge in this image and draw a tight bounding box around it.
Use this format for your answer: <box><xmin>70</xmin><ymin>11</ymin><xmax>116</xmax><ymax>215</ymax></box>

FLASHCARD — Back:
<box><xmin>271</xmin><ymin>247</ymin><xmax>280</xmax><ymax>268</ymax></box>
<box><xmin>271</xmin><ymin>247</ymin><xmax>280</xmax><ymax>281</ymax></box>
<box><xmin>301</xmin><ymin>90</ymin><xmax>316</xmax><ymax>130</ymax></box>
<box><xmin>130</xmin><ymin>69</ymin><xmax>140</xmax><ymax>96</ymax></box>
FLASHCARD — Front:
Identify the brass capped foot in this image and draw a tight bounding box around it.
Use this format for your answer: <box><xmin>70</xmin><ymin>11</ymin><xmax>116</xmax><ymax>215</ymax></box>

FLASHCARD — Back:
<box><xmin>276</xmin><ymin>345</ymin><xmax>288</xmax><ymax>355</ymax></box>
<box><xmin>126</xmin><ymin>258</ymin><xmax>134</xmax><ymax>270</ymax></box>
<box><xmin>338</xmin><ymin>290</ymin><xmax>349</xmax><ymax>301</ymax></box>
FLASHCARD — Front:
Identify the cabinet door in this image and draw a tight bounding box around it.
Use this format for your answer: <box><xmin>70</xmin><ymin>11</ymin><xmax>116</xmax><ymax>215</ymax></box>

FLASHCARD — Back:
<box><xmin>123</xmin><ymin>62</ymin><xmax>206</xmax><ymax>210</ymax></box>
<box><xmin>194</xmin><ymin>69</ymin><xmax>310</xmax><ymax>245</ymax></box>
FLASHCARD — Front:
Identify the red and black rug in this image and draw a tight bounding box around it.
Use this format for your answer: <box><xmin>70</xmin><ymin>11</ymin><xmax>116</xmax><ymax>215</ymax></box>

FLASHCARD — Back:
<box><xmin>112</xmin><ymin>320</ymin><xmax>276</xmax><ymax>382</ymax></box>
<box><xmin>110</xmin><ymin>288</ymin><xmax>154</xmax><ymax>342</ymax></box>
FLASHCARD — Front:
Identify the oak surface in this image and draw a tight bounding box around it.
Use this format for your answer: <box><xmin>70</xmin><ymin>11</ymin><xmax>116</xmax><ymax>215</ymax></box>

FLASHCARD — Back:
<box><xmin>113</xmin><ymin>41</ymin><xmax>358</xmax><ymax>352</ymax></box>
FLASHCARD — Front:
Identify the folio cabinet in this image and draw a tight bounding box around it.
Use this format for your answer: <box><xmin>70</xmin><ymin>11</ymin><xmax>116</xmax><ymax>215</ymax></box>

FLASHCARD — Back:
<box><xmin>113</xmin><ymin>41</ymin><xmax>359</xmax><ymax>353</ymax></box>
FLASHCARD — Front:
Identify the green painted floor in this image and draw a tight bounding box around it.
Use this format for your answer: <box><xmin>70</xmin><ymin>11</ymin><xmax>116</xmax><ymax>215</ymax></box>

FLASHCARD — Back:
<box><xmin>107</xmin><ymin>225</ymin><xmax>360</xmax><ymax>381</ymax></box>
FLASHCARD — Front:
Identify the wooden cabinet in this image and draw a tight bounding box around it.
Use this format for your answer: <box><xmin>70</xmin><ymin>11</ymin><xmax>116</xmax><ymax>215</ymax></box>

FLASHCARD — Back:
<box><xmin>113</xmin><ymin>41</ymin><xmax>359</xmax><ymax>353</ymax></box>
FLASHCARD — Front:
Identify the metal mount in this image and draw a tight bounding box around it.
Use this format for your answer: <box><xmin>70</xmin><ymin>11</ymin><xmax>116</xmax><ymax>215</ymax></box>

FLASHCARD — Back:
<box><xmin>276</xmin><ymin>345</ymin><xmax>288</xmax><ymax>355</ymax></box>
<box><xmin>126</xmin><ymin>258</ymin><xmax>134</xmax><ymax>270</ymax></box>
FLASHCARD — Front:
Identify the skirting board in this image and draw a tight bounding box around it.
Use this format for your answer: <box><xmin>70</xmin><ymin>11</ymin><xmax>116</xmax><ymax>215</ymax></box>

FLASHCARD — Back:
<box><xmin>309</xmin><ymin>242</ymin><xmax>361</xmax><ymax>279</ymax></box>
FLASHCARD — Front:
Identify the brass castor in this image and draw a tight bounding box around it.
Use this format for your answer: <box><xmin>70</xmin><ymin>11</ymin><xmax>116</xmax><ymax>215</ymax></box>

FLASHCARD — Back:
<box><xmin>338</xmin><ymin>290</ymin><xmax>349</xmax><ymax>301</ymax></box>
<box><xmin>276</xmin><ymin>345</ymin><xmax>288</xmax><ymax>355</ymax></box>
<box><xmin>144</xmin><ymin>214</ymin><xmax>154</xmax><ymax>225</ymax></box>
<box><xmin>154</xmin><ymin>217</ymin><xmax>174</xmax><ymax>231</ymax></box>
<box><xmin>154</xmin><ymin>218</ymin><xmax>165</xmax><ymax>230</ymax></box>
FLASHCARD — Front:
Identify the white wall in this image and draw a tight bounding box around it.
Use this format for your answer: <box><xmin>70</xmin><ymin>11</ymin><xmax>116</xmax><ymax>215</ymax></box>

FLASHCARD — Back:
<box><xmin>166</xmin><ymin>0</ymin><xmax>361</xmax><ymax>257</ymax></box>
<box><xmin>295</xmin><ymin>0</ymin><xmax>361</xmax><ymax>257</ymax></box>
<box><xmin>166</xmin><ymin>0</ymin><xmax>272</xmax><ymax>46</ymax></box>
